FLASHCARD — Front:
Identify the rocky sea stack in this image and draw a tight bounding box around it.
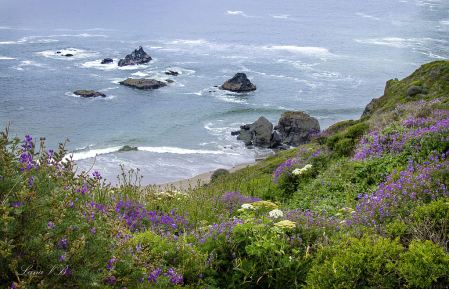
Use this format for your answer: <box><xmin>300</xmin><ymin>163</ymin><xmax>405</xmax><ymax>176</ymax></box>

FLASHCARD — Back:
<box><xmin>220</xmin><ymin>73</ymin><xmax>256</xmax><ymax>92</ymax></box>
<box><xmin>118</xmin><ymin>46</ymin><xmax>152</xmax><ymax>67</ymax></box>
<box><xmin>233</xmin><ymin>112</ymin><xmax>320</xmax><ymax>149</ymax></box>
<box><xmin>274</xmin><ymin>111</ymin><xmax>320</xmax><ymax>147</ymax></box>
<box><xmin>74</xmin><ymin>90</ymin><xmax>106</xmax><ymax>98</ymax></box>
<box><xmin>119</xmin><ymin>78</ymin><xmax>167</xmax><ymax>90</ymax></box>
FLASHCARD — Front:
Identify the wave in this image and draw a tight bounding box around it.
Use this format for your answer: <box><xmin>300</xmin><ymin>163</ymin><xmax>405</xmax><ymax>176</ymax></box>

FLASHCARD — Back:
<box><xmin>226</xmin><ymin>11</ymin><xmax>252</xmax><ymax>17</ymax></box>
<box><xmin>139</xmin><ymin>146</ymin><xmax>236</xmax><ymax>155</ymax></box>
<box><xmin>0</xmin><ymin>41</ymin><xmax>19</xmax><ymax>45</ymax></box>
<box><xmin>0</xmin><ymin>56</ymin><xmax>16</xmax><ymax>60</ymax></box>
<box><xmin>68</xmin><ymin>146</ymin><xmax>122</xmax><ymax>161</ymax></box>
<box><xmin>356</xmin><ymin>12</ymin><xmax>381</xmax><ymax>20</ymax></box>
<box><xmin>263</xmin><ymin>45</ymin><xmax>332</xmax><ymax>57</ymax></box>
<box><xmin>271</xmin><ymin>15</ymin><xmax>289</xmax><ymax>19</ymax></box>
<box><xmin>48</xmin><ymin>33</ymin><xmax>108</xmax><ymax>38</ymax></box>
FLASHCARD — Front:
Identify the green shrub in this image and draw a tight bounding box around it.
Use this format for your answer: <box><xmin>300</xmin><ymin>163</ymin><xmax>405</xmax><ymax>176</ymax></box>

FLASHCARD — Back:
<box><xmin>305</xmin><ymin>234</ymin><xmax>403</xmax><ymax>289</ymax></box>
<box><xmin>326</xmin><ymin>133</ymin><xmax>345</xmax><ymax>150</ymax></box>
<box><xmin>344</xmin><ymin>123</ymin><xmax>369</xmax><ymax>139</ymax></box>
<box><xmin>210</xmin><ymin>168</ymin><xmax>230</xmax><ymax>182</ymax></box>
<box><xmin>334</xmin><ymin>138</ymin><xmax>354</xmax><ymax>157</ymax></box>
<box><xmin>398</xmin><ymin>240</ymin><xmax>449</xmax><ymax>288</ymax></box>
<box><xmin>411</xmin><ymin>198</ymin><xmax>449</xmax><ymax>233</ymax></box>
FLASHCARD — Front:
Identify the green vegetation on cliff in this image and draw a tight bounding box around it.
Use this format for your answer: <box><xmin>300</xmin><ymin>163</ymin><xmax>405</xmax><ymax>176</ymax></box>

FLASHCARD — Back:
<box><xmin>2</xmin><ymin>61</ymin><xmax>449</xmax><ymax>288</ymax></box>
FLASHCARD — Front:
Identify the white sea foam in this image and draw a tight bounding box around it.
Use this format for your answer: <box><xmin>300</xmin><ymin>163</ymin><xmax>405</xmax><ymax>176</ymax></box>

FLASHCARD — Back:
<box><xmin>48</xmin><ymin>33</ymin><xmax>107</xmax><ymax>38</ymax></box>
<box><xmin>226</xmin><ymin>11</ymin><xmax>251</xmax><ymax>17</ymax></box>
<box><xmin>356</xmin><ymin>13</ymin><xmax>381</xmax><ymax>20</ymax></box>
<box><xmin>272</xmin><ymin>15</ymin><xmax>289</xmax><ymax>19</ymax></box>
<box><xmin>263</xmin><ymin>45</ymin><xmax>332</xmax><ymax>57</ymax></box>
<box><xmin>139</xmin><ymin>146</ymin><xmax>234</xmax><ymax>155</ymax></box>
<box><xmin>0</xmin><ymin>56</ymin><xmax>16</xmax><ymax>60</ymax></box>
<box><xmin>80</xmin><ymin>59</ymin><xmax>118</xmax><ymax>70</ymax></box>
<box><xmin>37</xmin><ymin>48</ymin><xmax>99</xmax><ymax>59</ymax></box>
<box><xmin>68</xmin><ymin>146</ymin><xmax>122</xmax><ymax>161</ymax></box>
<box><xmin>30</xmin><ymin>39</ymin><xmax>59</xmax><ymax>44</ymax></box>
<box><xmin>12</xmin><ymin>60</ymin><xmax>49</xmax><ymax>71</ymax></box>
<box><xmin>131</xmin><ymin>71</ymin><xmax>149</xmax><ymax>77</ymax></box>
<box><xmin>0</xmin><ymin>41</ymin><xmax>18</xmax><ymax>45</ymax></box>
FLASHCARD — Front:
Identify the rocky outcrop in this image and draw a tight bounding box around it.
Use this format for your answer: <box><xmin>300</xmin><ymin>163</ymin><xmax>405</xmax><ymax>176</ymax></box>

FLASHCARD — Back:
<box><xmin>101</xmin><ymin>58</ymin><xmax>113</xmax><ymax>64</ymax></box>
<box><xmin>274</xmin><ymin>111</ymin><xmax>320</xmax><ymax>147</ymax></box>
<box><xmin>232</xmin><ymin>112</ymin><xmax>319</xmax><ymax>149</ymax></box>
<box><xmin>119</xmin><ymin>78</ymin><xmax>167</xmax><ymax>90</ymax></box>
<box><xmin>74</xmin><ymin>90</ymin><xmax>106</xmax><ymax>98</ymax></box>
<box><xmin>236</xmin><ymin>117</ymin><xmax>273</xmax><ymax>147</ymax></box>
<box><xmin>361</xmin><ymin>98</ymin><xmax>378</xmax><ymax>118</ymax></box>
<box><xmin>118</xmin><ymin>46</ymin><xmax>152</xmax><ymax>67</ymax></box>
<box><xmin>220</xmin><ymin>73</ymin><xmax>256</xmax><ymax>92</ymax></box>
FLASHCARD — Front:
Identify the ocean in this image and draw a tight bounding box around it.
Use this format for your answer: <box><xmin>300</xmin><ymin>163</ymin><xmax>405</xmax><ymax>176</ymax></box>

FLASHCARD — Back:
<box><xmin>0</xmin><ymin>0</ymin><xmax>448</xmax><ymax>185</ymax></box>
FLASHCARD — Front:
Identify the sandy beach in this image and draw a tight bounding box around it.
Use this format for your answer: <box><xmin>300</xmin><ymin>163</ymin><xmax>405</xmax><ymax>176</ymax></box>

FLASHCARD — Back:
<box><xmin>149</xmin><ymin>161</ymin><xmax>259</xmax><ymax>191</ymax></box>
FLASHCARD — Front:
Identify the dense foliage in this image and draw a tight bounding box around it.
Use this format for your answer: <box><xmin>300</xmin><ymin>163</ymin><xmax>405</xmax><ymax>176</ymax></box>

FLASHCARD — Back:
<box><xmin>2</xmin><ymin>61</ymin><xmax>449</xmax><ymax>288</ymax></box>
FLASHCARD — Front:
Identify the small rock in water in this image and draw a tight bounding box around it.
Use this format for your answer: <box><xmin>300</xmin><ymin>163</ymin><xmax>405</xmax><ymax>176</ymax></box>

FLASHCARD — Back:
<box><xmin>74</xmin><ymin>90</ymin><xmax>106</xmax><ymax>98</ymax></box>
<box><xmin>101</xmin><ymin>58</ymin><xmax>113</xmax><ymax>64</ymax></box>
<box><xmin>64</xmin><ymin>54</ymin><xmax>74</xmax><ymax>57</ymax></box>
<box><xmin>220</xmin><ymin>73</ymin><xmax>256</xmax><ymax>92</ymax></box>
<box><xmin>119</xmin><ymin>78</ymin><xmax>167</xmax><ymax>90</ymax></box>
<box><xmin>165</xmin><ymin>70</ymin><xmax>179</xmax><ymax>76</ymax></box>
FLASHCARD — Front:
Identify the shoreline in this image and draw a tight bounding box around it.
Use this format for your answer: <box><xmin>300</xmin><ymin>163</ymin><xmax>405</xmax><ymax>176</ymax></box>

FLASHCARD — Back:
<box><xmin>146</xmin><ymin>161</ymin><xmax>259</xmax><ymax>191</ymax></box>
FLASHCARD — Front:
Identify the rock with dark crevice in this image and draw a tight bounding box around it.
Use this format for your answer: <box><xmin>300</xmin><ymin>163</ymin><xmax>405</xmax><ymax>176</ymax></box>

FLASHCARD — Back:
<box><xmin>274</xmin><ymin>111</ymin><xmax>320</xmax><ymax>147</ymax></box>
<box><xmin>118</xmin><ymin>46</ymin><xmax>152</xmax><ymax>67</ymax></box>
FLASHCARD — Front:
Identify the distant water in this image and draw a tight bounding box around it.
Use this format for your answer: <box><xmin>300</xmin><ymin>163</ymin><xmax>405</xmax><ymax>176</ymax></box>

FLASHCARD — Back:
<box><xmin>0</xmin><ymin>0</ymin><xmax>448</xmax><ymax>185</ymax></box>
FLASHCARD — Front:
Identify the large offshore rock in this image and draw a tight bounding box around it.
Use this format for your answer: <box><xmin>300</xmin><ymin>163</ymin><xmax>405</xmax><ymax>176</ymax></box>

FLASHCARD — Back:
<box><xmin>220</xmin><ymin>73</ymin><xmax>256</xmax><ymax>92</ymax></box>
<box><xmin>274</xmin><ymin>111</ymin><xmax>320</xmax><ymax>147</ymax></box>
<box><xmin>119</xmin><ymin>78</ymin><xmax>167</xmax><ymax>89</ymax></box>
<box><xmin>118</xmin><ymin>46</ymin><xmax>152</xmax><ymax>67</ymax></box>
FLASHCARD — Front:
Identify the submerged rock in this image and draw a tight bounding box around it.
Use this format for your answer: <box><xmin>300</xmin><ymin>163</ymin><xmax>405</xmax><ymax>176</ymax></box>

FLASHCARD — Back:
<box><xmin>118</xmin><ymin>145</ymin><xmax>138</xmax><ymax>152</ymax></box>
<box><xmin>119</xmin><ymin>78</ymin><xmax>167</xmax><ymax>90</ymax></box>
<box><xmin>118</xmin><ymin>46</ymin><xmax>152</xmax><ymax>67</ymax></box>
<box><xmin>165</xmin><ymin>70</ymin><xmax>179</xmax><ymax>76</ymax></box>
<box><xmin>74</xmin><ymin>90</ymin><xmax>106</xmax><ymax>98</ymax></box>
<box><xmin>220</xmin><ymin>73</ymin><xmax>256</xmax><ymax>92</ymax></box>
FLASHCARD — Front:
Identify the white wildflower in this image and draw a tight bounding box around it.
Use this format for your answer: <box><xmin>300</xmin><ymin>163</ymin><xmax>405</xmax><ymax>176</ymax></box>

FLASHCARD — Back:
<box><xmin>241</xmin><ymin>203</ymin><xmax>254</xmax><ymax>210</ymax></box>
<box><xmin>268</xmin><ymin>209</ymin><xmax>284</xmax><ymax>218</ymax></box>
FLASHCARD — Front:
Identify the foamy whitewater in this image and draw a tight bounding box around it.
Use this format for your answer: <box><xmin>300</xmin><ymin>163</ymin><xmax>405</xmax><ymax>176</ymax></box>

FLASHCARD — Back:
<box><xmin>1</xmin><ymin>0</ymin><xmax>448</xmax><ymax>185</ymax></box>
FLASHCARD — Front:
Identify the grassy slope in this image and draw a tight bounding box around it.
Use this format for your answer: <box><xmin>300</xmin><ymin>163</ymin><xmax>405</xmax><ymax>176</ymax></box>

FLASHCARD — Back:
<box><xmin>2</xmin><ymin>60</ymin><xmax>449</xmax><ymax>288</ymax></box>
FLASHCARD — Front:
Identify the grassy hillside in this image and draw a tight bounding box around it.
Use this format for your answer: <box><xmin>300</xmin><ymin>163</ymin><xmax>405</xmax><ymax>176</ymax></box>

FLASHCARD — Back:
<box><xmin>2</xmin><ymin>61</ymin><xmax>449</xmax><ymax>288</ymax></box>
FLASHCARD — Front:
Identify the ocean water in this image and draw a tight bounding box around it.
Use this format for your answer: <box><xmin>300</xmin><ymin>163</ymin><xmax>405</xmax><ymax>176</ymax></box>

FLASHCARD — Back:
<box><xmin>0</xmin><ymin>0</ymin><xmax>448</xmax><ymax>185</ymax></box>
